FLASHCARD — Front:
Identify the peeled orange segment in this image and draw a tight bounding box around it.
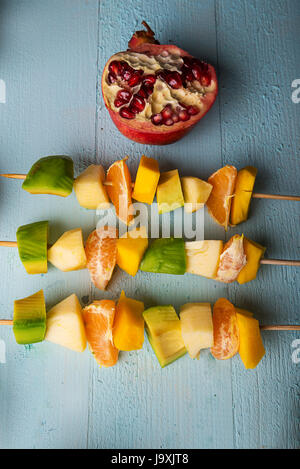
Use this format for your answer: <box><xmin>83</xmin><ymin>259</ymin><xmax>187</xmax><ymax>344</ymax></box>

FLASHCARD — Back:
<box><xmin>216</xmin><ymin>235</ymin><xmax>247</xmax><ymax>283</ymax></box>
<box><xmin>210</xmin><ymin>298</ymin><xmax>239</xmax><ymax>360</ymax></box>
<box><xmin>85</xmin><ymin>226</ymin><xmax>118</xmax><ymax>290</ymax></box>
<box><xmin>83</xmin><ymin>300</ymin><xmax>119</xmax><ymax>367</ymax></box>
<box><xmin>206</xmin><ymin>165</ymin><xmax>237</xmax><ymax>230</ymax></box>
<box><xmin>106</xmin><ymin>157</ymin><xmax>134</xmax><ymax>225</ymax></box>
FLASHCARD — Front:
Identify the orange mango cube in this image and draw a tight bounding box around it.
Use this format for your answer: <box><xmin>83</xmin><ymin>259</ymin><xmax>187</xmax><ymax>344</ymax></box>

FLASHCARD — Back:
<box><xmin>113</xmin><ymin>291</ymin><xmax>144</xmax><ymax>351</ymax></box>
<box><xmin>236</xmin><ymin>312</ymin><xmax>265</xmax><ymax>369</ymax></box>
<box><xmin>117</xmin><ymin>226</ymin><xmax>148</xmax><ymax>276</ymax></box>
<box><xmin>237</xmin><ymin>237</ymin><xmax>266</xmax><ymax>284</ymax></box>
<box><xmin>230</xmin><ymin>166</ymin><xmax>257</xmax><ymax>225</ymax></box>
<box><xmin>132</xmin><ymin>155</ymin><xmax>160</xmax><ymax>204</ymax></box>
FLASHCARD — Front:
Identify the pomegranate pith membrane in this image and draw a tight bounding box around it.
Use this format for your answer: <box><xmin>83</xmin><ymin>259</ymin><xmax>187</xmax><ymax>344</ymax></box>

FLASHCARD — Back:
<box><xmin>103</xmin><ymin>52</ymin><xmax>216</xmax><ymax>125</ymax></box>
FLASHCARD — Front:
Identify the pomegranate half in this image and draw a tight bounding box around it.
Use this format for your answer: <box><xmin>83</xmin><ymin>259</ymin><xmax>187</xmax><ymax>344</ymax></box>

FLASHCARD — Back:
<box><xmin>102</xmin><ymin>22</ymin><xmax>218</xmax><ymax>145</ymax></box>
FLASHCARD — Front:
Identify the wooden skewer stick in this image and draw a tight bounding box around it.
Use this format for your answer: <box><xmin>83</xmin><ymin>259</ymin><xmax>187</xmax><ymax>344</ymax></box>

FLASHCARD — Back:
<box><xmin>1</xmin><ymin>173</ymin><xmax>300</xmax><ymax>201</ymax></box>
<box><xmin>252</xmin><ymin>193</ymin><xmax>300</xmax><ymax>201</ymax></box>
<box><xmin>0</xmin><ymin>319</ymin><xmax>299</xmax><ymax>330</ymax></box>
<box><xmin>0</xmin><ymin>241</ymin><xmax>299</xmax><ymax>266</ymax></box>
<box><xmin>260</xmin><ymin>259</ymin><xmax>300</xmax><ymax>266</ymax></box>
<box><xmin>260</xmin><ymin>325</ymin><xmax>300</xmax><ymax>331</ymax></box>
<box><xmin>0</xmin><ymin>173</ymin><xmax>26</xmax><ymax>179</ymax></box>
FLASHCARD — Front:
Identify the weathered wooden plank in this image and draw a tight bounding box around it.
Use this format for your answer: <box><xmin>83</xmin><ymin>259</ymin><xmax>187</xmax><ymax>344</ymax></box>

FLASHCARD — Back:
<box><xmin>216</xmin><ymin>0</ymin><xmax>300</xmax><ymax>449</ymax></box>
<box><xmin>0</xmin><ymin>0</ymin><xmax>99</xmax><ymax>449</ymax></box>
<box><xmin>90</xmin><ymin>0</ymin><xmax>233</xmax><ymax>450</ymax></box>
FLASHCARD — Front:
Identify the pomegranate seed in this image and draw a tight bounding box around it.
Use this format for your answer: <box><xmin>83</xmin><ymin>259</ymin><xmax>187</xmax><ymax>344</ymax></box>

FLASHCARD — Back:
<box><xmin>108</xmin><ymin>73</ymin><xmax>117</xmax><ymax>84</ymax></box>
<box><xmin>192</xmin><ymin>64</ymin><xmax>202</xmax><ymax>81</ymax></box>
<box><xmin>172</xmin><ymin>113</ymin><xmax>179</xmax><ymax>123</ymax></box>
<box><xmin>200</xmin><ymin>73</ymin><xmax>211</xmax><ymax>87</ymax></box>
<box><xmin>108</xmin><ymin>60</ymin><xmax>120</xmax><ymax>77</ymax></box>
<box><xmin>187</xmin><ymin>105</ymin><xmax>199</xmax><ymax>115</ymax></box>
<box><xmin>183</xmin><ymin>56</ymin><xmax>193</xmax><ymax>67</ymax></box>
<box><xmin>151</xmin><ymin>113</ymin><xmax>163</xmax><ymax>125</ymax></box>
<box><xmin>137</xmin><ymin>86</ymin><xmax>148</xmax><ymax>99</ymax></box>
<box><xmin>119</xmin><ymin>107</ymin><xmax>135</xmax><ymax>119</ymax></box>
<box><xmin>145</xmin><ymin>84</ymin><xmax>154</xmax><ymax>96</ymax></box>
<box><xmin>123</xmin><ymin>69</ymin><xmax>133</xmax><ymax>81</ymax></box>
<box><xmin>142</xmin><ymin>74</ymin><xmax>157</xmax><ymax>86</ymax></box>
<box><xmin>179</xmin><ymin>110</ymin><xmax>190</xmax><ymax>121</ymax></box>
<box><xmin>161</xmin><ymin>105</ymin><xmax>173</xmax><ymax>120</ymax></box>
<box><xmin>114</xmin><ymin>98</ymin><xmax>125</xmax><ymax>108</ymax></box>
<box><xmin>156</xmin><ymin>69</ymin><xmax>167</xmax><ymax>80</ymax></box>
<box><xmin>130</xmin><ymin>95</ymin><xmax>145</xmax><ymax>113</ymax></box>
<box><xmin>182</xmin><ymin>69</ymin><xmax>194</xmax><ymax>83</ymax></box>
<box><xmin>117</xmin><ymin>89</ymin><xmax>132</xmax><ymax>103</ymax></box>
<box><xmin>128</xmin><ymin>72</ymin><xmax>143</xmax><ymax>87</ymax></box>
<box><xmin>164</xmin><ymin>118</ymin><xmax>174</xmax><ymax>126</ymax></box>
<box><xmin>192</xmin><ymin>59</ymin><xmax>208</xmax><ymax>72</ymax></box>
<box><xmin>165</xmin><ymin>71</ymin><xmax>182</xmax><ymax>89</ymax></box>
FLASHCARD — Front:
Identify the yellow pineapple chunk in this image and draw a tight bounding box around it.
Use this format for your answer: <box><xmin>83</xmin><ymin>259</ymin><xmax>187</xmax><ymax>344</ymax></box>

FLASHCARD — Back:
<box><xmin>48</xmin><ymin>228</ymin><xmax>87</xmax><ymax>272</ymax></box>
<box><xmin>45</xmin><ymin>294</ymin><xmax>87</xmax><ymax>352</ymax></box>
<box><xmin>181</xmin><ymin>177</ymin><xmax>212</xmax><ymax>213</ymax></box>
<box><xmin>180</xmin><ymin>303</ymin><xmax>213</xmax><ymax>359</ymax></box>
<box><xmin>74</xmin><ymin>165</ymin><xmax>110</xmax><ymax>210</ymax></box>
<box><xmin>185</xmin><ymin>240</ymin><xmax>223</xmax><ymax>279</ymax></box>
<box><xmin>157</xmin><ymin>169</ymin><xmax>184</xmax><ymax>214</ymax></box>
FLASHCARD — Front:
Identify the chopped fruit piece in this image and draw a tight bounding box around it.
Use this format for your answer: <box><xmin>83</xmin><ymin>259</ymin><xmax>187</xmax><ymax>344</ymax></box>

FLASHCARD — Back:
<box><xmin>22</xmin><ymin>155</ymin><xmax>74</xmax><ymax>197</ymax></box>
<box><xmin>206</xmin><ymin>165</ymin><xmax>237</xmax><ymax>230</ymax></box>
<box><xmin>143</xmin><ymin>305</ymin><xmax>186</xmax><ymax>367</ymax></box>
<box><xmin>230</xmin><ymin>166</ymin><xmax>257</xmax><ymax>225</ymax></box>
<box><xmin>237</xmin><ymin>238</ymin><xmax>266</xmax><ymax>284</ymax></box>
<box><xmin>156</xmin><ymin>169</ymin><xmax>184</xmax><ymax>214</ymax></box>
<box><xmin>216</xmin><ymin>235</ymin><xmax>247</xmax><ymax>283</ymax></box>
<box><xmin>16</xmin><ymin>221</ymin><xmax>48</xmax><ymax>274</ymax></box>
<box><xmin>140</xmin><ymin>238</ymin><xmax>186</xmax><ymax>275</ymax></box>
<box><xmin>74</xmin><ymin>165</ymin><xmax>110</xmax><ymax>210</ymax></box>
<box><xmin>83</xmin><ymin>300</ymin><xmax>118</xmax><ymax>367</ymax></box>
<box><xmin>180</xmin><ymin>303</ymin><xmax>213</xmax><ymax>359</ymax></box>
<box><xmin>85</xmin><ymin>227</ymin><xmax>118</xmax><ymax>290</ymax></box>
<box><xmin>13</xmin><ymin>290</ymin><xmax>46</xmax><ymax>345</ymax></box>
<box><xmin>185</xmin><ymin>240</ymin><xmax>223</xmax><ymax>279</ymax></box>
<box><xmin>211</xmin><ymin>298</ymin><xmax>239</xmax><ymax>360</ymax></box>
<box><xmin>132</xmin><ymin>155</ymin><xmax>160</xmax><ymax>204</ymax></box>
<box><xmin>48</xmin><ymin>228</ymin><xmax>87</xmax><ymax>272</ymax></box>
<box><xmin>181</xmin><ymin>177</ymin><xmax>213</xmax><ymax>213</ymax></box>
<box><xmin>113</xmin><ymin>291</ymin><xmax>144</xmax><ymax>351</ymax></box>
<box><xmin>117</xmin><ymin>226</ymin><xmax>148</xmax><ymax>276</ymax></box>
<box><xmin>106</xmin><ymin>157</ymin><xmax>134</xmax><ymax>225</ymax></box>
<box><xmin>236</xmin><ymin>311</ymin><xmax>265</xmax><ymax>369</ymax></box>
<box><xmin>45</xmin><ymin>294</ymin><xmax>86</xmax><ymax>352</ymax></box>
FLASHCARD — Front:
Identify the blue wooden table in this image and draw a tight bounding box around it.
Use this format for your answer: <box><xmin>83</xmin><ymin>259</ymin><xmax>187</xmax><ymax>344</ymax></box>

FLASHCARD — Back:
<box><xmin>0</xmin><ymin>0</ymin><xmax>299</xmax><ymax>449</ymax></box>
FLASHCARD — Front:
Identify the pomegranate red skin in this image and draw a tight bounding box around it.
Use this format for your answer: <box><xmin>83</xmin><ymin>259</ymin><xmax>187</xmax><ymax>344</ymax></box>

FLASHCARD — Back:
<box><xmin>102</xmin><ymin>43</ymin><xmax>218</xmax><ymax>145</ymax></box>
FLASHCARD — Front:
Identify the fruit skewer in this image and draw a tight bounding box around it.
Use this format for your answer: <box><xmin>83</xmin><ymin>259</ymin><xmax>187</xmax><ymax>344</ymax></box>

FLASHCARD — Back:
<box><xmin>0</xmin><ymin>290</ymin><xmax>299</xmax><ymax>370</ymax></box>
<box><xmin>1</xmin><ymin>155</ymin><xmax>299</xmax><ymax>229</ymax></box>
<box><xmin>0</xmin><ymin>223</ymin><xmax>299</xmax><ymax>288</ymax></box>
<box><xmin>2</xmin><ymin>171</ymin><xmax>299</xmax><ymax>200</ymax></box>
